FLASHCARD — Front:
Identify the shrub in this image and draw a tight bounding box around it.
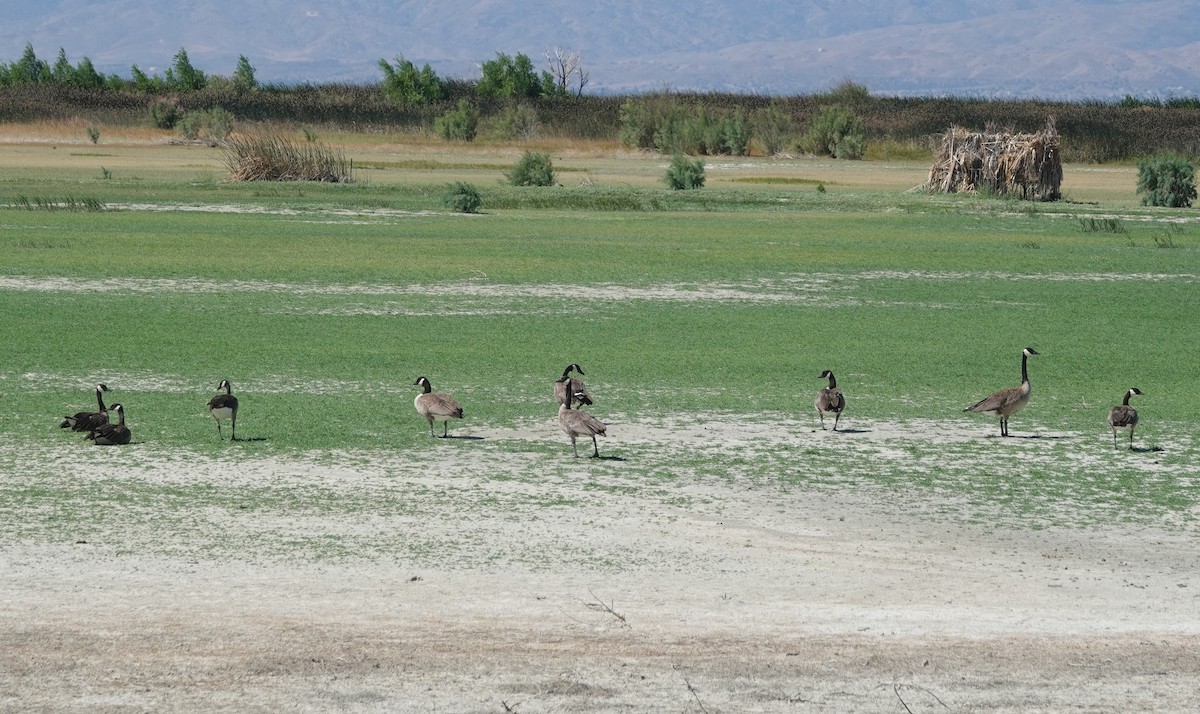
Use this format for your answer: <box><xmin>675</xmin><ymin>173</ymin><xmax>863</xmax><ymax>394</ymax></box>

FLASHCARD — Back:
<box><xmin>434</xmin><ymin>100</ymin><xmax>479</xmax><ymax>141</ymax></box>
<box><xmin>488</xmin><ymin>103</ymin><xmax>540</xmax><ymax>141</ymax></box>
<box><xmin>85</xmin><ymin>125</ymin><xmax>100</xmax><ymax>144</ymax></box>
<box><xmin>799</xmin><ymin>105</ymin><xmax>866</xmax><ymax>159</ymax></box>
<box><xmin>178</xmin><ymin>107</ymin><xmax>235</xmax><ymax>144</ymax></box>
<box><xmin>665</xmin><ymin>153</ymin><xmax>705</xmax><ymax>190</ymax></box>
<box><xmin>442</xmin><ymin>182</ymin><xmax>483</xmax><ymax>213</ymax></box>
<box><xmin>149</xmin><ymin>99</ymin><xmax>180</xmax><ymax>129</ymax></box>
<box><xmin>178</xmin><ymin>111</ymin><xmax>203</xmax><ymax>140</ymax></box>
<box><xmin>223</xmin><ymin>133</ymin><xmax>355</xmax><ymax>182</ymax></box>
<box><xmin>1136</xmin><ymin>154</ymin><xmax>1197</xmax><ymax>207</ymax></box>
<box><xmin>721</xmin><ymin>109</ymin><xmax>751</xmax><ymax>156</ymax></box>
<box><xmin>754</xmin><ymin>100</ymin><xmax>793</xmax><ymax>156</ymax></box>
<box><xmin>507</xmin><ymin>150</ymin><xmax>555</xmax><ymax>186</ymax></box>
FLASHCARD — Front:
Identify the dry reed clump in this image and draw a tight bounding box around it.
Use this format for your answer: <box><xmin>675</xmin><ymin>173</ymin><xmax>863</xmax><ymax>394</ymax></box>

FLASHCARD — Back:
<box><xmin>926</xmin><ymin>119</ymin><xmax>1062</xmax><ymax>201</ymax></box>
<box><xmin>222</xmin><ymin>132</ymin><xmax>356</xmax><ymax>182</ymax></box>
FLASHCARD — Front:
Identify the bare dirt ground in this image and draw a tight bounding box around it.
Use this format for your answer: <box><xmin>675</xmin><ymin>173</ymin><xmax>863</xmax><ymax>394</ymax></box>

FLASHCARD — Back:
<box><xmin>3</xmin><ymin>417</ymin><xmax>1199</xmax><ymax>713</ymax></box>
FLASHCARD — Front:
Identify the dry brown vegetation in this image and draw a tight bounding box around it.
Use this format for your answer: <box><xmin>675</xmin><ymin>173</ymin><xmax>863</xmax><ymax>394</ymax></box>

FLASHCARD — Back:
<box><xmin>926</xmin><ymin>120</ymin><xmax>1063</xmax><ymax>200</ymax></box>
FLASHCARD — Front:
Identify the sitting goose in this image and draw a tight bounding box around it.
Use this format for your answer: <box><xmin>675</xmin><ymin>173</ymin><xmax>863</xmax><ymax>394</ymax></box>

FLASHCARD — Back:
<box><xmin>87</xmin><ymin>403</ymin><xmax>131</xmax><ymax>445</ymax></box>
<box><xmin>61</xmin><ymin>383</ymin><xmax>109</xmax><ymax>432</ymax></box>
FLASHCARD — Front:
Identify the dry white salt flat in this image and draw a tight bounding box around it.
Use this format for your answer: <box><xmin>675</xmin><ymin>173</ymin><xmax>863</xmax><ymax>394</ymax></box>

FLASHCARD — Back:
<box><xmin>5</xmin><ymin>411</ymin><xmax>1199</xmax><ymax>711</ymax></box>
<box><xmin>4</xmin><ymin>270</ymin><xmax>1197</xmax><ymax>309</ymax></box>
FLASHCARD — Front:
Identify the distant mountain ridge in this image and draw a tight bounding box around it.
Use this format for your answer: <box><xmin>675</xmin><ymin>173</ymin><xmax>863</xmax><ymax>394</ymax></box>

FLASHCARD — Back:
<box><xmin>3</xmin><ymin>0</ymin><xmax>1198</xmax><ymax>98</ymax></box>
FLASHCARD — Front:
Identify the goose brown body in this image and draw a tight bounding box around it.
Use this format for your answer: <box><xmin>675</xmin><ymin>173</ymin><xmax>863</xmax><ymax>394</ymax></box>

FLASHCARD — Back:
<box><xmin>814</xmin><ymin>370</ymin><xmax>845</xmax><ymax>431</ymax></box>
<box><xmin>61</xmin><ymin>383</ymin><xmax>109</xmax><ymax>432</ymax></box>
<box><xmin>1107</xmin><ymin>387</ymin><xmax>1142</xmax><ymax>449</ymax></box>
<box><xmin>556</xmin><ymin>375</ymin><xmax>606</xmax><ymax>457</ymax></box>
<box><xmin>413</xmin><ymin>376</ymin><xmax>464</xmax><ymax>437</ymax></box>
<box><xmin>87</xmin><ymin>403</ymin><xmax>130</xmax><ymax>445</ymax></box>
<box><xmin>965</xmin><ymin>348</ymin><xmax>1039</xmax><ymax>436</ymax></box>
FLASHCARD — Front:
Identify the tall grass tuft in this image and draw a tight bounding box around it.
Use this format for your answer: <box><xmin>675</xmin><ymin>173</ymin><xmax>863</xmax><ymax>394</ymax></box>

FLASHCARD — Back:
<box><xmin>222</xmin><ymin>133</ymin><xmax>356</xmax><ymax>182</ymax></box>
<box><xmin>11</xmin><ymin>195</ymin><xmax>104</xmax><ymax>211</ymax></box>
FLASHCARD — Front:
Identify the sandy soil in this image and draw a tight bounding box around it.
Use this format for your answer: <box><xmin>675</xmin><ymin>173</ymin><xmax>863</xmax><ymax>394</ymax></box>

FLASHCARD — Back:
<box><xmin>3</xmin><ymin>421</ymin><xmax>1198</xmax><ymax>713</ymax></box>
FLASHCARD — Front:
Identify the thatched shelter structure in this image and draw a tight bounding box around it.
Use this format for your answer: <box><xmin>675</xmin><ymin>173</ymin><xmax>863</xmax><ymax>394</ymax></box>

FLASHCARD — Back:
<box><xmin>926</xmin><ymin>120</ymin><xmax>1062</xmax><ymax>201</ymax></box>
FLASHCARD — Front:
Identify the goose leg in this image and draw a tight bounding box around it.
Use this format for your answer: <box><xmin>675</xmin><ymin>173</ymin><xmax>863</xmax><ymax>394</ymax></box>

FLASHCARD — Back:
<box><xmin>590</xmin><ymin>436</ymin><xmax>600</xmax><ymax>458</ymax></box>
<box><xmin>817</xmin><ymin>410</ymin><xmax>826</xmax><ymax>430</ymax></box>
<box><xmin>833</xmin><ymin>412</ymin><xmax>841</xmax><ymax>431</ymax></box>
<box><xmin>215</xmin><ymin>419</ymin><xmax>223</xmax><ymax>440</ymax></box>
<box><xmin>231</xmin><ymin>415</ymin><xmax>237</xmax><ymax>441</ymax></box>
<box><xmin>441</xmin><ymin>421</ymin><xmax>449</xmax><ymax>438</ymax></box>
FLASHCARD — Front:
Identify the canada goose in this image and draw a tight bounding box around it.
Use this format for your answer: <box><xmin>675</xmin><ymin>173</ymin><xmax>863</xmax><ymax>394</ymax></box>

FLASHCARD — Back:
<box><xmin>964</xmin><ymin>347</ymin><xmax>1039</xmax><ymax>436</ymax></box>
<box><xmin>815</xmin><ymin>370</ymin><xmax>845</xmax><ymax>431</ymax></box>
<box><xmin>413</xmin><ymin>376</ymin><xmax>463</xmax><ymax>437</ymax></box>
<box><xmin>207</xmin><ymin>379</ymin><xmax>239</xmax><ymax>440</ymax></box>
<box><xmin>86</xmin><ymin>403</ymin><xmax>130</xmax><ymax>445</ymax></box>
<box><xmin>554</xmin><ymin>363</ymin><xmax>593</xmax><ymax>408</ymax></box>
<box><xmin>1107</xmin><ymin>387</ymin><xmax>1142</xmax><ymax>450</ymax></box>
<box><xmin>556</xmin><ymin>375</ymin><xmax>607</xmax><ymax>457</ymax></box>
<box><xmin>61</xmin><ymin>383</ymin><xmax>109</xmax><ymax>432</ymax></box>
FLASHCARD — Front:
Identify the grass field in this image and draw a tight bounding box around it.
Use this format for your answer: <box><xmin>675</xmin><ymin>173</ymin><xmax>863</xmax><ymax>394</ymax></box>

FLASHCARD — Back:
<box><xmin>3</xmin><ymin>134</ymin><xmax>1200</xmax><ymax>711</ymax></box>
<box><xmin>3</xmin><ymin>137</ymin><xmax>1199</xmax><ymax>540</ymax></box>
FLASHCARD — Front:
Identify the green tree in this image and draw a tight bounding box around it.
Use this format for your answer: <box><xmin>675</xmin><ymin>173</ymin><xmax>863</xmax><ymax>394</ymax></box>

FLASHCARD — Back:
<box><xmin>9</xmin><ymin>43</ymin><xmax>49</xmax><ymax>85</ymax></box>
<box><xmin>477</xmin><ymin>52</ymin><xmax>552</xmax><ymax>99</ymax></box>
<box><xmin>232</xmin><ymin>55</ymin><xmax>257</xmax><ymax>92</ymax></box>
<box><xmin>51</xmin><ymin>48</ymin><xmax>73</xmax><ymax>84</ymax></box>
<box><xmin>378</xmin><ymin>55</ymin><xmax>445</xmax><ymax>105</ymax></box>
<box><xmin>165</xmin><ymin>48</ymin><xmax>207</xmax><ymax>91</ymax></box>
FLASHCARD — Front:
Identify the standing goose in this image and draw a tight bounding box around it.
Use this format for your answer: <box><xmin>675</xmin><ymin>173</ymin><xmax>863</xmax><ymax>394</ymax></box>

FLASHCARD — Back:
<box><xmin>556</xmin><ymin>375</ymin><xmax>607</xmax><ymax>458</ymax></box>
<box><xmin>86</xmin><ymin>403</ymin><xmax>131</xmax><ymax>445</ymax></box>
<box><xmin>1107</xmin><ymin>387</ymin><xmax>1142</xmax><ymax>450</ymax></box>
<box><xmin>413</xmin><ymin>376</ymin><xmax>464</xmax><ymax>437</ymax></box>
<box><xmin>964</xmin><ymin>347</ymin><xmax>1039</xmax><ymax>436</ymax></box>
<box><xmin>61</xmin><ymin>383</ymin><xmax>110</xmax><ymax>432</ymax></box>
<box><xmin>554</xmin><ymin>363</ymin><xmax>593</xmax><ymax>408</ymax></box>
<box><xmin>207</xmin><ymin>379</ymin><xmax>239</xmax><ymax>441</ymax></box>
<box><xmin>814</xmin><ymin>370</ymin><xmax>846</xmax><ymax>431</ymax></box>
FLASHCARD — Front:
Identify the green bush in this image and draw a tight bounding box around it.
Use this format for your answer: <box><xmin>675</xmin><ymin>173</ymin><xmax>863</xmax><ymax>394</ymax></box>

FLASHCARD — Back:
<box><xmin>488</xmin><ymin>103</ymin><xmax>540</xmax><ymax>141</ymax></box>
<box><xmin>178</xmin><ymin>111</ymin><xmax>203</xmax><ymax>140</ymax></box>
<box><xmin>442</xmin><ymin>182</ymin><xmax>482</xmax><ymax>213</ymax></box>
<box><xmin>665</xmin><ymin>153</ymin><xmax>705</xmax><ymax>190</ymax></box>
<box><xmin>149</xmin><ymin>99</ymin><xmax>180</xmax><ymax>129</ymax></box>
<box><xmin>721</xmin><ymin>109</ymin><xmax>751</xmax><ymax>156</ymax></box>
<box><xmin>799</xmin><ymin>105</ymin><xmax>866</xmax><ymax>159</ymax></box>
<box><xmin>178</xmin><ymin>107</ymin><xmax>235</xmax><ymax>144</ymax></box>
<box><xmin>754</xmin><ymin>100</ymin><xmax>793</xmax><ymax>156</ymax></box>
<box><xmin>506</xmin><ymin>150</ymin><xmax>555</xmax><ymax>186</ymax></box>
<box><xmin>1136</xmin><ymin>154</ymin><xmax>1197</xmax><ymax>207</ymax></box>
<box><xmin>434</xmin><ymin>100</ymin><xmax>479</xmax><ymax>141</ymax></box>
